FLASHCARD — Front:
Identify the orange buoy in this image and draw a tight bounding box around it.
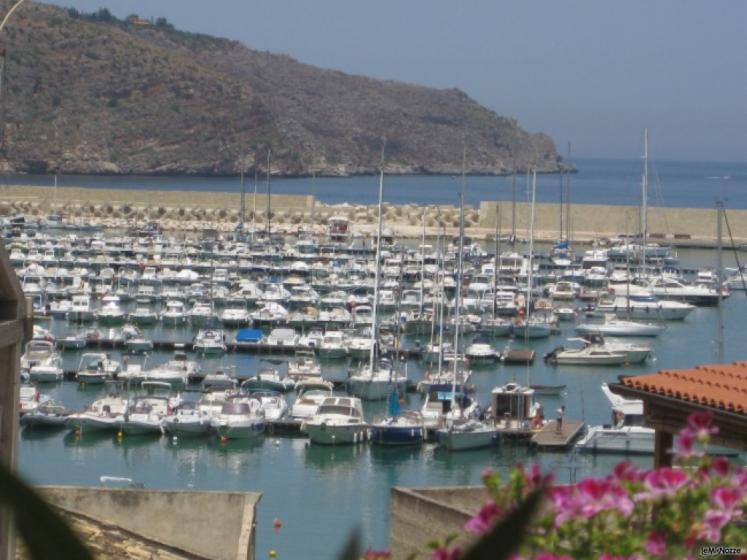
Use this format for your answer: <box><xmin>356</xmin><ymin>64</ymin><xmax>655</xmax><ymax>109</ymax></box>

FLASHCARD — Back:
<box><xmin>219</xmin><ymin>435</ymin><xmax>228</xmax><ymax>443</ymax></box>
<box><xmin>273</xmin><ymin>518</ymin><xmax>282</xmax><ymax>532</ymax></box>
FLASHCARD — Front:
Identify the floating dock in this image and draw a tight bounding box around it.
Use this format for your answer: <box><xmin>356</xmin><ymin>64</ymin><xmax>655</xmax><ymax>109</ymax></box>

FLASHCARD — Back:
<box><xmin>530</xmin><ymin>420</ymin><xmax>584</xmax><ymax>450</ymax></box>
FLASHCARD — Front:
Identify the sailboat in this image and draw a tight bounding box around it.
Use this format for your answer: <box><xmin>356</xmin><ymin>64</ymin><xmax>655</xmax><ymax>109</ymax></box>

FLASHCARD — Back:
<box><xmin>513</xmin><ymin>170</ymin><xmax>552</xmax><ymax>339</ymax></box>
<box><xmin>436</xmin><ymin>153</ymin><xmax>498</xmax><ymax>451</ymax></box>
<box><xmin>369</xmin><ymin>389</ymin><xmax>425</xmax><ymax>446</ymax></box>
<box><xmin>347</xmin><ymin>152</ymin><xmax>408</xmax><ymax>400</ymax></box>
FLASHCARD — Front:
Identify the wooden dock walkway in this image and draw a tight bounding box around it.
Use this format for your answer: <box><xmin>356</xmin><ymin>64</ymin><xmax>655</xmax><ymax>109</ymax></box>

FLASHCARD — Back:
<box><xmin>530</xmin><ymin>420</ymin><xmax>584</xmax><ymax>450</ymax></box>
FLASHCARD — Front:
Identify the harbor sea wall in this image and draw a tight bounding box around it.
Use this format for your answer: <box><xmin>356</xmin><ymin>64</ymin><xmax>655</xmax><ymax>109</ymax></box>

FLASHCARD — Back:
<box><xmin>3</xmin><ymin>184</ymin><xmax>747</xmax><ymax>243</ymax></box>
<box><xmin>38</xmin><ymin>486</ymin><xmax>261</xmax><ymax>560</ymax></box>
<box><xmin>389</xmin><ymin>486</ymin><xmax>488</xmax><ymax>560</ymax></box>
<box><xmin>479</xmin><ymin>201</ymin><xmax>747</xmax><ymax>243</ymax></box>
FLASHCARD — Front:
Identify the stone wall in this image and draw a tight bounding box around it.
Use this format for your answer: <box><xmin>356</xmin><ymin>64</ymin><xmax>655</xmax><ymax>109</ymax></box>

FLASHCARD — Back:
<box><xmin>38</xmin><ymin>486</ymin><xmax>261</xmax><ymax>560</ymax></box>
<box><xmin>389</xmin><ymin>486</ymin><xmax>488</xmax><ymax>560</ymax></box>
<box><xmin>479</xmin><ymin>201</ymin><xmax>747</xmax><ymax>242</ymax></box>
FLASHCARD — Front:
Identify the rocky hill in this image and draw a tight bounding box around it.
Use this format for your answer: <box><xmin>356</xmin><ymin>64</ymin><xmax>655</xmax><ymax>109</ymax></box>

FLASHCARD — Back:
<box><xmin>0</xmin><ymin>2</ymin><xmax>563</xmax><ymax>176</ymax></box>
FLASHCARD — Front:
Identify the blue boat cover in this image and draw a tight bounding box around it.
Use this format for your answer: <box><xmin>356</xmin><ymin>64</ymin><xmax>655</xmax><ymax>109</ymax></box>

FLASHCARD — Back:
<box><xmin>235</xmin><ymin>328</ymin><xmax>263</xmax><ymax>343</ymax></box>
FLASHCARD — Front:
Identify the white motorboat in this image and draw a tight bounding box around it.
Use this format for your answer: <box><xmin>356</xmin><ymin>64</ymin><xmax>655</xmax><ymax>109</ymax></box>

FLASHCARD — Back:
<box><xmin>246</xmin><ymin>391</ymin><xmax>288</xmax><ymax>421</ymax></box>
<box><xmin>219</xmin><ymin>304</ymin><xmax>251</xmax><ymax>327</ymax></box>
<box><xmin>436</xmin><ymin>419</ymin><xmax>497</xmax><ymax>451</ymax></box>
<box><xmin>579</xmin><ymin>334</ymin><xmax>651</xmax><ymax>364</ymax></box>
<box><xmin>318</xmin><ymin>331</ymin><xmax>348</xmax><ymax>360</ymax></box>
<box><xmin>596</xmin><ymin>294</ymin><xmax>694</xmax><ymax>321</ymax></box>
<box><xmin>544</xmin><ymin>342</ymin><xmax>627</xmax><ymax>366</ymax></box>
<box><xmin>68</xmin><ymin>294</ymin><xmax>95</xmax><ymax>322</ymax></box>
<box><xmin>193</xmin><ymin>329</ymin><xmax>227</xmax><ymax>356</ymax></box>
<box><xmin>287</xmin><ymin>350</ymin><xmax>322</xmax><ymax>381</ymax></box>
<box><xmin>21</xmin><ymin>340</ymin><xmax>63</xmax><ymax>382</ymax></box>
<box><xmin>128</xmin><ymin>302</ymin><xmax>159</xmax><ymax>325</ymax></box>
<box><xmin>465</xmin><ymin>338</ymin><xmax>497</xmax><ymax>365</ymax></box>
<box><xmin>123</xmin><ymin>325</ymin><xmax>153</xmax><ymax>353</ymax></box>
<box><xmin>241</xmin><ymin>369</ymin><xmax>295</xmax><ymax>393</ymax></box>
<box><xmin>347</xmin><ymin>330</ymin><xmax>374</xmax><ymax>361</ymax></box>
<box><xmin>76</xmin><ymin>353</ymin><xmax>121</xmax><ymax>385</ymax></box>
<box><xmin>95</xmin><ymin>299</ymin><xmax>126</xmax><ymax>325</ymax></box>
<box><xmin>142</xmin><ymin>351</ymin><xmax>200</xmax><ymax>386</ymax></box>
<box><xmin>290</xmin><ymin>388</ymin><xmax>334</xmax><ymax>420</ymax></box>
<box><xmin>57</xmin><ymin>332</ymin><xmax>87</xmax><ymax>350</ymax></box>
<box><xmin>575</xmin><ymin>315</ymin><xmax>664</xmax><ymax>337</ymax></box>
<box><xmin>120</xmin><ymin>395</ymin><xmax>171</xmax><ymax>435</ymax></box>
<box><xmin>67</xmin><ymin>391</ymin><xmax>128</xmax><ymax>432</ymax></box>
<box><xmin>162</xmin><ymin>402</ymin><xmax>212</xmax><ymax>437</ymax></box>
<box><xmin>20</xmin><ymin>402</ymin><xmax>71</xmax><ymax>429</ymax></box>
<box><xmin>512</xmin><ymin>318</ymin><xmax>552</xmax><ymax>339</ymax></box>
<box><xmin>19</xmin><ymin>384</ymin><xmax>51</xmax><ymax>416</ymax></box>
<box><xmin>647</xmin><ymin>277</ymin><xmax>719</xmax><ymax>306</ymax></box>
<box><xmin>576</xmin><ymin>384</ymin><xmax>653</xmax><ymax>454</ymax></box>
<box><xmin>187</xmin><ymin>300</ymin><xmax>217</xmax><ymax>327</ymax></box>
<box><xmin>304</xmin><ymin>396</ymin><xmax>367</xmax><ymax>445</ymax></box>
<box><xmin>210</xmin><ymin>397</ymin><xmax>265</xmax><ymax>440</ymax></box>
<box><xmin>161</xmin><ymin>300</ymin><xmax>187</xmax><ymax>325</ymax></box>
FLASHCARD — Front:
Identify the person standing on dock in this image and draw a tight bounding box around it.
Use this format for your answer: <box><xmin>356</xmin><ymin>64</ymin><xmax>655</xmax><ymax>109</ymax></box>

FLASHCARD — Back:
<box><xmin>556</xmin><ymin>405</ymin><xmax>565</xmax><ymax>433</ymax></box>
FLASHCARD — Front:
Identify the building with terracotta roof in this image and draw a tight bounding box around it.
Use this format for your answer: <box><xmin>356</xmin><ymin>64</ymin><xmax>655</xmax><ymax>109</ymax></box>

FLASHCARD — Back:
<box><xmin>609</xmin><ymin>361</ymin><xmax>747</xmax><ymax>467</ymax></box>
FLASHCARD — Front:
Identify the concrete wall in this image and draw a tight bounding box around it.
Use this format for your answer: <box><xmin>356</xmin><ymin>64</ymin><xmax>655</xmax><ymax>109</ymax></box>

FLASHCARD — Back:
<box><xmin>479</xmin><ymin>201</ymin><xmax>747</xmax><ymax>242</ymax></box>
<box><xmin>389</xmin><ymin>486</ymin><xmax>488</xmax><ymax>560</ymax></box>
<box><xmin>2</xmin><ymin>185</ymin><xmax>314</xmax><ymax>212</ymax></box>
<box><xmin>39</xmin><ymin>486</ymin><xmax>261</xmax><ymax>560</ymax></box>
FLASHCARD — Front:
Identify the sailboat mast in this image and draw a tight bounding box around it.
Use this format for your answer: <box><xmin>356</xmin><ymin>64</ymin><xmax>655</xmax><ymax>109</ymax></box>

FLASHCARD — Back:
<box><xmin>493</xmin><ymin>203</ymin><xmax>499</xmax><ymax>320</ymax></box>
<box><xmin>252</xmin><ymin>167</ymin><xmax>258</xmax><ymax>246</ymax></box>
<box><xmin>641</xmin><ymin>129</ymin><xmax>649</xmax><ymax>277</ymax></box>
<box><xmin>266</xmin><ymin>149</ymin><xmax>272</xmax><ymax>237</ymax></box>
<box><xmin>369</xmin><ymin>150</ymin><xmax>385</xmax><ymax>374</ymax></box>
<box><xmin>240</xmin><ymin>169</ymin><xmax>246</xmax><ymax>228</ymax></box>
<box><xmin>451</xmin><ymin>149</ymin><xmax>466</xmax><ymax>404</ymax></box>
<box><xmin>437</xmin><ymin>221</ymin><xmax>446</xmax><ymax>375</ymax></box>
<box><xmin>716</xmin><ymin>200</ymin><xmax>724</xmax><ymax>362</ymax></box>
<box><xmin>419</xmin><ymin>207</ymin><xmax>426</xmax><ymax>315</ymax></box>
<box><xmin>526</xmin><ymin>170</ymin><xmax>537</xmax><ymax>323</ymax></box>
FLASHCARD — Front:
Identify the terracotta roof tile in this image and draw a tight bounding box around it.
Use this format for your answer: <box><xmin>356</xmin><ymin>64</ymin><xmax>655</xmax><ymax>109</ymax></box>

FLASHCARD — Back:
<box><xmin>620</xmin><ymin>361</ymin><xmax>747</xmax><ymax>415</ymax></box>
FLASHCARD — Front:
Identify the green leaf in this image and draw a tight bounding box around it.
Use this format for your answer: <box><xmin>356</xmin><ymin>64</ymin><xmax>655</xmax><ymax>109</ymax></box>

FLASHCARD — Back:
<box><xmin>0</xmin><ymin>460</ymin><xmax>92</xmax><ymax>560</ymax></box>
<box><xmin>462</xmin><ymin>488</ymin><xmax>544</xmax><ymax>560</ymax></box>
<box><xmin>336</xmin><ymin>527</ymin><xmax>360</xmax><ymax>560</ymax></box>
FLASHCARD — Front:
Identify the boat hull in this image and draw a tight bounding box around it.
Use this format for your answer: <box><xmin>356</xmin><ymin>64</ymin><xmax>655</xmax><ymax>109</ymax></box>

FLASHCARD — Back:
<box><xmin>437</xmin><ymin>428</ymin><xmax>497</xmax><ymax>451</ymax></box>
<box><xmin>305</xmin><ymin>423</ymin><xmax>367</xmax><ymax>445</ymax></box>
<box><xmin>369</xmin><ymin>424</ymin><xmax>424</xmax><ymax>446</ymax></box>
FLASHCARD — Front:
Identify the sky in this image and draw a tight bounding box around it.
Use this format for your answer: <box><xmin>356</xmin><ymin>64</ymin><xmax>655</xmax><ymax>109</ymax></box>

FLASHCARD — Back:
<box><xmin>43</xmin><ymin>0</ymin><xmax>747</xmax><ymax>162</ymax></box>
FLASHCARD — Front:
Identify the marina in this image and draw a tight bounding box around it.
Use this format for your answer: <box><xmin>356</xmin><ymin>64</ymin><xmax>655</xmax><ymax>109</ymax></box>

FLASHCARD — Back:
<box><xmin>8</xmin><ymin>157</ymin><xmax>747</xmax><ymax>557</ymax></box>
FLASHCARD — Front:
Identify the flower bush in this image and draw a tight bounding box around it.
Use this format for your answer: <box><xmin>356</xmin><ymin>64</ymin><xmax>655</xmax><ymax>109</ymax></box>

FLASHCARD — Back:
<box><xmin>427</xmin><ymin>412</ymin><xmax>746</xmax><ymax>560</ymax></box>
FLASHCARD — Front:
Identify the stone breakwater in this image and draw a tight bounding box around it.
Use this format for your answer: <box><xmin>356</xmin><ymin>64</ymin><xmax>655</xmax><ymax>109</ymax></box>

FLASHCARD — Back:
<box><xmin>2</xmin><ymin>185</ymin><xmax>747</xmax><ymax>244</ymax></box>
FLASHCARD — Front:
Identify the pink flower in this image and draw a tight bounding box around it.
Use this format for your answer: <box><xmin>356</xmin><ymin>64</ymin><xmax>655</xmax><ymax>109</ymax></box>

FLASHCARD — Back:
<box><xmin>710</xmin><ymin>486</ymin><xmax>743</xmax><ymax>512</ymax></box>
<box><xmin>675</xmin><ymin>428</ymin><xmax>700</xmax><ymax>458</ymax></box>
<box><xmin>432</xmin><ymin>546</ymin><xmax>462</xmax><ymax>560</ymax></box>
<box><xmin>550</xmin><ymin>478</ymin><xmax>633</xmax><ymax>525</ymax></box>
<box><xmin>464</xmin><ymin>501</ymin><xmax>503</xmax><ymax>534</ymax></box>
<box><xmin>733</xmin><ymin>468</ymin><xmax>747</xmax><ymax>488</ymax></box>
<box><xmin>710</xmin><ymin>456</ymin><xmax>731</xmax><ymax>477</ymax></box>
<box><xmin>611</xmin><ymin>461</ymin><xmax>645</xmax><ymax>483</ymax></box>
<box><xmin>635</xmin><ymin>467</ymin><xmax>688</xmax><ymax>501</ymax></box>
<box><xmin>699</xmin><ymin>510</ymin><xmax>731</xmax><ymax>543</ymax></box>
<box><xmin>644</xmin><ymin>530</ymin><xmax>667</xmax><ymax>556</ymax></box>
<box><xmin>686</xmin><ymin>411</ymin><xmax>718</xmax><ymax>440</ymax></box>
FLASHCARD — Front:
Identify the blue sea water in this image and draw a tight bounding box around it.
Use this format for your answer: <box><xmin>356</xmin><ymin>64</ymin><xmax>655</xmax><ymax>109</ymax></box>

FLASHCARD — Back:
<box><xmin>6</xmin><ymin>157</ymin><xmax>747</xmax><ymax>208</ymax></box>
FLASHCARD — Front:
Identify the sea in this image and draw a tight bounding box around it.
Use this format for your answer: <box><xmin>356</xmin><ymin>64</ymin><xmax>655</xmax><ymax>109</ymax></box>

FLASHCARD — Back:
<box><xmin>14</xmin><ymin>158</ymin><xmax>747</xmax><ymax>559</ymax></box>
<box><xmin>5</xmin><ymin>157</ymin><xmax>747</xmax><ymax>209</ymax></box>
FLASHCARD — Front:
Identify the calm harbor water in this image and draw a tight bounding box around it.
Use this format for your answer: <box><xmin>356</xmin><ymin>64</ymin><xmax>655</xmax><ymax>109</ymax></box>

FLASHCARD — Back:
<box><xmin>4</xmin><ymin>157</ymin><xmax>747</xmax><ymax>208</ymax></box>
<box><xmin>17</xmin><ymin>246</ymin><xmax>747</xmax><ymax>559</ymax></box>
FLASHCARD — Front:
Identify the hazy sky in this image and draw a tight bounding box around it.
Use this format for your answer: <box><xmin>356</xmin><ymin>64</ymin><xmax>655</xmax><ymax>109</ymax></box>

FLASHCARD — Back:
<box><xmin>44</xmin><ymin>1</ymin><xmax>747</xmax><ymax>162</ymax></box>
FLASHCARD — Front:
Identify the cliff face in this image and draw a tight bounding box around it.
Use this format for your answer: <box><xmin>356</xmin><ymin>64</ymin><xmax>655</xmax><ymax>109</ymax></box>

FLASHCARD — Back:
<box><xmin>0</xmin><ymin>2</ymin><xmax>563</xmax><ymax>176</ymax></box>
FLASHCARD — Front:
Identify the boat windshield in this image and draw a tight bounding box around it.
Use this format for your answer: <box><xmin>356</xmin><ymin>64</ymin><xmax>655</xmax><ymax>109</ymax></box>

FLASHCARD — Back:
<box><xmin>317</xmin><ymin>405</ymin><xmax>359</xmax><ymax>417</ymax></box>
